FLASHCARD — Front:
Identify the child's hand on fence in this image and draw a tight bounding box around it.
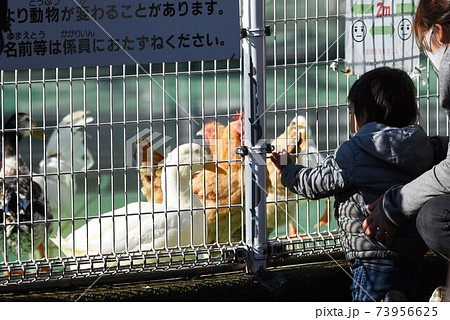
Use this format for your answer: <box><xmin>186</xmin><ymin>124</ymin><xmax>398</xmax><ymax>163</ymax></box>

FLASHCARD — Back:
<box><xmin>270</xmin><ymin>149</ymin><xmax>292</xmax><ymax>175</ymax></box>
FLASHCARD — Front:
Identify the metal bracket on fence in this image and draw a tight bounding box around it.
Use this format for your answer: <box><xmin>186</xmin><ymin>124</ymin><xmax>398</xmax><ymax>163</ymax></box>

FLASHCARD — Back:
<box><xmin>234</xmin><ymin>143</ymin><xmax>274</xmax><ymax>157</ymax></box>
<box><xmin>240</xmin><ymin>26</ymin><xmax>272</xmax><ymax>39</ymax></box>
<box><xmin>329</xmin><ymin>58</ymin><xmax>351</xmax><ymax>75</ymax></box>
<box><xmin>267</xmin><ymin>242</ymin><xmax>290</xmax><ymax>259</ymax></box>
<box><xmin>222</xmin><ymin>247</ymin><xmax>247</xmax><ymax>263</ymax></box>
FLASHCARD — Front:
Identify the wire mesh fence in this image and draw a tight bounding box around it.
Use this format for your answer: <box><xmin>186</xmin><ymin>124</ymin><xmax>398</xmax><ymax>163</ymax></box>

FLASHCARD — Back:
<box><xmin>0</xmin><ymin>0</ymin><xmax>440</xmax><ymax>290</ymax></box>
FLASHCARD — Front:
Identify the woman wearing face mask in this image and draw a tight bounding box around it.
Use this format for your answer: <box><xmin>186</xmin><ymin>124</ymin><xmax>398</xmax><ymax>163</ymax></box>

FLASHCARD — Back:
<box><xmin>363</xmin><ymin>0</ymin><xmax>450</xmax><ymax>262</ymax></box>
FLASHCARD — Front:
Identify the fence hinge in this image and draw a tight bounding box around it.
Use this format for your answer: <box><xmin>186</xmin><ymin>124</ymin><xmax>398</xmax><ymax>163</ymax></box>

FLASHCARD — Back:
<box><xmin>222</xmin><ymin>247</ymin><xmax>247</xmax><ymax>263</ymax></box>
<box><xmin>240</xmin><ymin>26</ymin><xmax>272</xmax><ymax>39</ymax></box>
<box><xmin>267</xmin><ymin>241</ymin><xmax>291</xmax><ymax>259</ymax></box>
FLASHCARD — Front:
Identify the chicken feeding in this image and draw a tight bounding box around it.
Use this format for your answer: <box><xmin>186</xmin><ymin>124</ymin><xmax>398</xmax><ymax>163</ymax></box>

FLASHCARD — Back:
<box><xmin>193</xmin><ymin>115</ymin><xmax>244</xmax><ymax>243</ymax></box>
<box><xmin>51</xmin><ymin>143</ymin><xmax>224</xmax><ymax>256</ymax></box>
<box><xmin>0</xmin><ymin>113</ymin><xmax>52</xmax><ymax>265</ymax></box>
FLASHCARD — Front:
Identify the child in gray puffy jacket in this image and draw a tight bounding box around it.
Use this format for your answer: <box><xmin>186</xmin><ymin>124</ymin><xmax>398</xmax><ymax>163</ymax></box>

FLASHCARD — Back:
<box><xmin>271</xmin><ymin>67</ymin><xmax>447</xmax><ymax>301</ymax></box>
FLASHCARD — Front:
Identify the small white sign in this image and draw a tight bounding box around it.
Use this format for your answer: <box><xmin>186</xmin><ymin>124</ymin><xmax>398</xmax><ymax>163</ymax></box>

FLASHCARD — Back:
<box><xmin>345</xmin><ymin>0</ymin><xmax>420</xmax><ymax>75</ymax></box>
<box><xmin>0</xmin><ymin>0</ymin><xmax>240</xmax><ymax>70</ymax></box>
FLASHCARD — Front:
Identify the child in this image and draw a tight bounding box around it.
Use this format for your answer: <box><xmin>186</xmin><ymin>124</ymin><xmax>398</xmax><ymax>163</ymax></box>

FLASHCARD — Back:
<box><xmin>271</xmin><ymin>67</ymin><xmax>447</xmax><ymax>301</ymax></box>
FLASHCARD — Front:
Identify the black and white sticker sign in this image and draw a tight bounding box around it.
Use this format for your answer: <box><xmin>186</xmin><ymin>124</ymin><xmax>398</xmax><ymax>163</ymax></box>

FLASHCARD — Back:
<box><xmin>345</xmin><ymin>0</ymin><xmax>420</xmax><ymax>75</ymax></box>
<box><xmin>0</xmin><ymin>0</ymin><xmax>240</xmax><ymax>70</ymax></box>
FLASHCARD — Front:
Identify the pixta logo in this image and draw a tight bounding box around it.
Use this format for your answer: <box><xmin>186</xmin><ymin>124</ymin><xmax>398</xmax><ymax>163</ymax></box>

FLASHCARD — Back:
<box><xmin>127</xmin><ymin>129</ymin><xmax>172</xmax><ymax>173</ymax></box>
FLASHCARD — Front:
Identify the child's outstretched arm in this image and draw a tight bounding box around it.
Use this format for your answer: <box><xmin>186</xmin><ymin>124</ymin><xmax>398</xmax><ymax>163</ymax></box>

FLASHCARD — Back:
<box><xmin>274</xmin><ymin>143</ymin><xmax>355</xmax><ymax>200</ymax></box>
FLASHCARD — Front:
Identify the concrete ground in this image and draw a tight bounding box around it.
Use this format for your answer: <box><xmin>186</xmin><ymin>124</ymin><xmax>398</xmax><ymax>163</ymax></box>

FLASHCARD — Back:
<box><xmin>0</xmin><ymin>253</ymin><xmax>447</xmax><ymax>302</ymax></box>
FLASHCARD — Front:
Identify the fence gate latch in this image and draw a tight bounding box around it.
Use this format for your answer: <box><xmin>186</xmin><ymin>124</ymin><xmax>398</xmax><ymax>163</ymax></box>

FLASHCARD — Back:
<box><xmin>240</xmin><ymin>26</ymin><xmax>272</xmax><ymax>39</ymax></box>
<box><xmin>234</xmin><ymin>143</ymin><xmax>274</xmax><ymax>157</ymax></box>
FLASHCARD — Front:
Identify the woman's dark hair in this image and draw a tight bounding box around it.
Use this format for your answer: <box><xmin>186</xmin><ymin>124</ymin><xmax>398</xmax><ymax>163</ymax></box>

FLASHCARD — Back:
<box><xmin>414</xmin><ymin>0</ymin><xmax>450</xmax><ymax>51</ymax></box>
<box><xmin>347</xmin><ymin>67</ymin><xmax>418</xmax><ymax>128</ymax></box>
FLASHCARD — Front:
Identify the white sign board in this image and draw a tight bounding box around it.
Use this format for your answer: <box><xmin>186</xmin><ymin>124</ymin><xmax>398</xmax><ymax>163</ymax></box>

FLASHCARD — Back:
<box><xmin>345</xmin><ymin>0</ymin><xmax>420</xmax><ymax>75</ymax></box>
<box><xmin>0</xmin><ymin>0</ymin><xmax>240</xmax><ymax>70</ymax></box>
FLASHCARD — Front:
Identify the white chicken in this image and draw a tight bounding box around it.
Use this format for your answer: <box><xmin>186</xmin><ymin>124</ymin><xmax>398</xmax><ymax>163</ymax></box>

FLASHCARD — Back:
<box><xmin>34</xmin><ymin>111</ymin><xmax>94</xmax><ymax>218</ymax></box>
<box><xmin>51</xmin><ymin>143</ymin><xmax>222</xmax><ymax>256</ymax></box>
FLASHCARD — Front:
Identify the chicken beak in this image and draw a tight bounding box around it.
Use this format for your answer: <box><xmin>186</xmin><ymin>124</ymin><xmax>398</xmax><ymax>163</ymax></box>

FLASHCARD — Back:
<box><xmin>32</xmin><ymin>129</ymin><xmax>47</xmax><ymax>141</ymax></box>
<box><xmin>196</xmin><ymin>126</ymin><xmax>204</xmax><ymax>137</ymax></box>
<box><xmin>204</xmin><ymin>163</ymin><xmax>227</xmax><ymax>175</ymax></box>
<box><xmin>29</xmin><ymin>119</ymin><xmax>48</xmax><ymax>141</ymax></box>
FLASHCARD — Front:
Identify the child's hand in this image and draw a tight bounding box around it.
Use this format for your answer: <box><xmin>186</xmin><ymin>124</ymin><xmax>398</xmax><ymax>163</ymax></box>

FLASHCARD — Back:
<box><xmin>270</xmin><ymin>149</ymin><xmax>293</xmax><ymax>175</ymax></box>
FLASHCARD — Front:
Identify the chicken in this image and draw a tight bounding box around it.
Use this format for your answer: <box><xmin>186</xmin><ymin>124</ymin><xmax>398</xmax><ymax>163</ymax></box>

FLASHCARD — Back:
<box><xmin>135</xmin><ymin>120</ymin><xmax>228</xmax><ymax>205</ymax></box>
<box><xmin>193</xmin><ymin>116</ymin><xmax>244</xmax><ymax>243</ymax></box>
<box><xmin>135</xmin><ymin>137</ymin><xmax>164</xmax><ymax>204</ymax></box>
<box><xmin>34</xmin><ymin>111</ymin><xmax>95</xmax><ymax>218</ymax></box>
<box><xmin>0</xmin><ymin>113</ymin><xmax>51</xmax><ymax>267</ymax></box>
<box><xmin>51</xmin><ymin>143</ymin><xmax>223</xmax><ymax>256</ymax></box>
<box><xmin>266</xmin><ymin>116</ymin><xmax>307</xmax><ymax>196</ymax></box>
<box><xmin>197</xmin><ymin>115</ymin><xmax>243</xmax><ymax>172</ymax></box>
<box><xmin>266</xmin><ymin>115</ymin><xmax>306</xmax><ymax>236</ymax></box>
<box><xmin>196</xmin><ymin>120</ymin><xmax>227</xmax><ymax>162</ymax></box>
<box><xmin>266</xmin><ymin>115</ymin><xmax>331</xmax><ymax>237</ymax></box>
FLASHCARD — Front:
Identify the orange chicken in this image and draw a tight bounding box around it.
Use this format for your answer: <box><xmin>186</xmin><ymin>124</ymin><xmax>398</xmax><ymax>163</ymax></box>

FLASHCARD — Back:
<box><xmin>134</xmin><ymin>137</ymin><xmax>164</xmax><ymax>204</ymax></box>
<box><xmin>196</xmin><ymin>120</ymin><xmax>227</xmax><ymax>162</ymax></box>
<box><xmin>193</xmin><ymin>116</ymin><xmax>244</xmax><ymax>243</ymax></box>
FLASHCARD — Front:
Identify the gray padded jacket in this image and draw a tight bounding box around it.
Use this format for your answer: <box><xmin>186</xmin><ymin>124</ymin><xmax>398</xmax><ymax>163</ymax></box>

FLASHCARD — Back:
<box><xmin>381</xmin><ymin>50</ymin><xmax>450</xmax><ymax>227</ymax></box>
<box><xmin>281</xmin><ymin>122</ymin><xmax>445</xmax><ymax>261</ymax></box>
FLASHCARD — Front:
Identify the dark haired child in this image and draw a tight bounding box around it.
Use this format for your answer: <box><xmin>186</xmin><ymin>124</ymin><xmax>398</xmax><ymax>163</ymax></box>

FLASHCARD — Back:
<box><xmin>271</xmin><ymin>67</ymin><xmax>447</xmax><ymax>301</ymax></box>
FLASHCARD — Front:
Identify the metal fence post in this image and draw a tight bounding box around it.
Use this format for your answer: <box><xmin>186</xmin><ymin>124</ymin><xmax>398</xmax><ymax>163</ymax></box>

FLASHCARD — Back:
<box><xmin>242</xmin><ymin>0</ymin><xmax>268</xmax><ymax>275</ymax></box>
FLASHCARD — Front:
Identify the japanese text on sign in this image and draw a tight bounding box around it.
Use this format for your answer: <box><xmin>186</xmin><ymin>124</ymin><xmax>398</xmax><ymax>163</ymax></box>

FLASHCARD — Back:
<box><xmin>0</xmin><ymin>0</ymin><xmax>240</xmax><ymax>70</ymax></box>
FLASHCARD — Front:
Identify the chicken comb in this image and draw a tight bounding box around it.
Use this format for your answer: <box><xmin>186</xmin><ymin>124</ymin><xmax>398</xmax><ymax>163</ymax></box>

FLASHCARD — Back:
<box><xmin>232</xmin><ymin>110</ymin><xmax>244</xmax><ymax>120</ymax></box>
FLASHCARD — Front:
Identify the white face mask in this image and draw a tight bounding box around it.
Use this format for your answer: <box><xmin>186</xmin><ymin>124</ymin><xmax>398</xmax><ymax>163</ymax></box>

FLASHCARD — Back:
<box><xmin>424</xmin><ymin>28</ymin><xmax>447</xmax><ymax>73</ymax></box>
